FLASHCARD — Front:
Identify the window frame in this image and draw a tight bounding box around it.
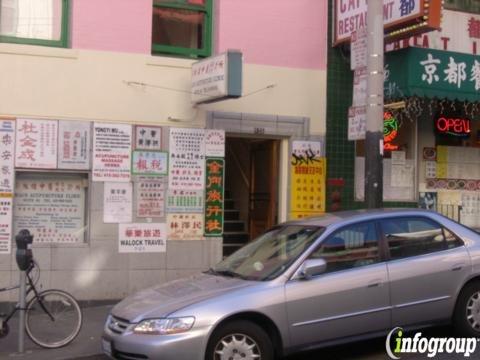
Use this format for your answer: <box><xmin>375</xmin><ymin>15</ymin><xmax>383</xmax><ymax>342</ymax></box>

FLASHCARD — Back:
<box><xmin>151</xmin><ymin>0</ymin><xmax>212</xmax><ymax>58</ymax></box>
<box><xmin>0</xmin><ymin>0</ymin><xmax>69</xmax><ymax>48</ymax></box>
<box><xmin>306</xmin><ymin>220</ymin><xmax>385</xmax><ymax>275</ymax></box>
<box><xmin>379</xmin><ymin>216</ymin><xmax>465</xmax><ymax>261</ymax></box>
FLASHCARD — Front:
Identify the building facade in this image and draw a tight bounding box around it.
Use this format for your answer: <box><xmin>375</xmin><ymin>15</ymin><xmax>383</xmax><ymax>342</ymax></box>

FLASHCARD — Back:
<box><xmin>327</xmin><ymin>0</ymin><xmax>480</xmax><ymax>229</ymax></box>
<box><xmin>0</xmin><ymin>0</ymin><xmax>329</xmax><ymax>302</ymax></box>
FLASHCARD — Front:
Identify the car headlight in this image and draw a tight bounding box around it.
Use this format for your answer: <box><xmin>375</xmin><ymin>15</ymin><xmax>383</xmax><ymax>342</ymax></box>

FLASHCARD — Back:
<box><xmin>133</xmin><ymin>317</ymin><xmax>195</xmax><ymax>335</ymax></box>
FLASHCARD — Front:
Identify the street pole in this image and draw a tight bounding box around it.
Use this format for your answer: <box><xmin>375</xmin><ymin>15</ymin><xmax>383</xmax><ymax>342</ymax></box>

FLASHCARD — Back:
<box><xmin>365</xmin><ymin>0</ymin><xmax>384</xmax><ymax>209</ymax></box>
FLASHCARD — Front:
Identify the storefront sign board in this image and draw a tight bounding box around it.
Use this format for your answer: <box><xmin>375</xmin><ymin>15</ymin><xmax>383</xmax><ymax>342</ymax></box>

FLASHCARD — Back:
<box><xmin>132</xmin><ymin>150</ymin><xmax>168</xmax><ymax>176</ymax></box>
<box><xmin>58</xmin><ymin>121</ymin><xmax>91</xmax><ymax>170</ymax></box>
<box><xmin>103</xmin><ymin>182</ymin><xmax>132</xmax><ymax>223</ymax></box>
<box><xmin>205</xmin><ymin>129</ymin><xmax>225</xmax><ymax>157</ymax></box>
<box><xmin>167</xmin><ymin>213</ymin><xmax>204</xmax><ymax>240</ymax></box>
<box><xmin>0</xmin><ymin>197</ymin><xmax>13</xmax><ymax>254</ymax></box>
<box><xmin>205</xmin><ymin>158</ymin><xmax>224</xmax><ymax>236</ymax></box>
<box><xmin>92</xmin><ymin>123</ymin><xmax>132</xmax><ymax>182</ymax></box>
<box><xmin>135</xmin><ymin>178</ymin><xmax>166</xmax><ymax>218</ymax></box>
<box><xmin>119</xmin><ymin>223</ymin><xmax>166</xmax><ymax>253</ymax></box>
<box><xmin>134</xmin><ymin>125</ymin><xmax>162</xmax><ymax>150</ymax></box>
<box><xmin>168</xmin><ymin>128</ymin><xmax>205</xmax><ymax>190</ymax></box>
<box><xmin>166</xmin><ymin>189</ymin><xmax>204</xmax><ymax>213</ymax></box>
<box><xmin>13</xmin><ymin>178</ymin><xmax>86</xmax><ymax>243</ymax></box>
<box><xmin>15</xmin><ymin>119</ymin><xmax>58</xmax><ymax>169</ymax></box>
<box><xmin>0</xmin><ymin>120</ymin><xmax>15</xmax><ymax>194</ymax></box>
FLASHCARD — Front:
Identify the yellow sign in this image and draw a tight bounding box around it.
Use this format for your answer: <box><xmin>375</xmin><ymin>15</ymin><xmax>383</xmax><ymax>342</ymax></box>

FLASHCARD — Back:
<box><xmin>290</xmin><ymin>157</ymin><xmax>326</xmax><ymax>219</ymax></box>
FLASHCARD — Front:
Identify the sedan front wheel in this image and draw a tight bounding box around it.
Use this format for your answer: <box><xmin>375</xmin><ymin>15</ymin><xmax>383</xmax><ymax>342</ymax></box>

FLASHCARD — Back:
<box><xmin>207</xmin><ymin>320</ymin><xmax>274</xmax><ymax>360</ymax></box>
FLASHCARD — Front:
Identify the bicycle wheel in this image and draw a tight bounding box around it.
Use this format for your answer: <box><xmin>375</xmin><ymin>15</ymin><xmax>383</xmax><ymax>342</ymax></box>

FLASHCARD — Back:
<box><xmin>25</xmin><ymin>289</ymin><xmax>82</xmax><ymax>348</ymax></box>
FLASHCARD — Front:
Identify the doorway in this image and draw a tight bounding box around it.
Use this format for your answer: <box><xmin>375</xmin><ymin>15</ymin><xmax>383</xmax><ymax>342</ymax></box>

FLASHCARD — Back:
<box><xmin>223</xmin><ymin>137</ymin><xmax>281</xmax><ymax>256</ymax></box>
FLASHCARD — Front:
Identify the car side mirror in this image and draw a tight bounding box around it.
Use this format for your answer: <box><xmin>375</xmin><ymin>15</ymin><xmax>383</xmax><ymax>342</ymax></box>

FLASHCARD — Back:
<box><xmin>298</xmin><ymin>258</ymin><xmax>327</xmax><ymax>280</ymax></box>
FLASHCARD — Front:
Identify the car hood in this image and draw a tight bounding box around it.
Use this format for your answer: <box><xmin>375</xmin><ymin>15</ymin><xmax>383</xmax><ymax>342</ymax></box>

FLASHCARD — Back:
<box><xmin>111</xmin><ymin>273</ymin><xmax>254</xmax><ymax>323</ymax></box>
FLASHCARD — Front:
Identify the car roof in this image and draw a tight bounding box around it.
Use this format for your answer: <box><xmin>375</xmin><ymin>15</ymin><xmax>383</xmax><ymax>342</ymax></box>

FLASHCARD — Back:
<box><xmin>285</xmin><ymin>208</ymin><xmax>437</xmax><ymax>228</ymax></box>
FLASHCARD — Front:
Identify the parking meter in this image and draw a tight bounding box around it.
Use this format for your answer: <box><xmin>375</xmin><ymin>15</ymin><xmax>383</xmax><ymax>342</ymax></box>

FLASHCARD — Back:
<box><xmin>15</xmin><ymin>229</ymin><xmax>33</xmax><ymax>271</ymax></box>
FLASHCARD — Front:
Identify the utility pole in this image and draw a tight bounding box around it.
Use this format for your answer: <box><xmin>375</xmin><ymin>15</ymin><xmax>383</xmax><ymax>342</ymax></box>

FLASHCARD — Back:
<box><xmin>365</xmin><ymin>0</ymin><xmax>384</xmax><ymax>209</ymax></box>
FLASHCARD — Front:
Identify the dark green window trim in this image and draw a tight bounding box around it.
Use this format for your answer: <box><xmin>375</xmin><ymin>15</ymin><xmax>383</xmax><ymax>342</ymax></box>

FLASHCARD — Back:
<box><xmin>152</xmin><ymin>0</ymin><xmax>212</xmax><ymax>59</ymax></box>
<box><xmin>0</xmin><ymin>0</ymin><xmax>69</xmax><ymax>48</ymax></box>
<box><xmin>444</xmin><ymin>0</ymin><xmax>480</xmax><ymax>14</ymax></box>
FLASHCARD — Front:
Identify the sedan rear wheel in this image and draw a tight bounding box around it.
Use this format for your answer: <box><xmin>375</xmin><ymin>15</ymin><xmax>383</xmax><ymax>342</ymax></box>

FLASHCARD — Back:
<box><xmin>207</xmin><ymin>320</ymin><xmax>273</xmax><ymax>360</ymax></box>
<box><xmin>454</xmin><ymin>281</ymin><xmax>480</xmax><ymax>336</ymax></box>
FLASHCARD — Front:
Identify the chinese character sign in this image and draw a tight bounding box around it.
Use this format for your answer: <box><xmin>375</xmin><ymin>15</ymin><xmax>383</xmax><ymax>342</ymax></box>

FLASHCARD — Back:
<box><xmin>134</xmin><ymin>125</ymin><xmax>162</xmax><ymax>150</ymax></box>
<box><xmin>135</xmin><ymin>178</ymin><xmax>166</xmax><ymax>218</ymax></box>
<box><xmin>58</xmin><ymin>121</ymin><xmax>91</xmax><ymax>170</ymax></box>
<box><xmin>290</xmin><ymin>141</ymin><xmax>326</xmax><ymax>219</ymax></box>
<box><xmin>0</xmin><ymin>197</ymin><xmax>13</xmax><ymax>254</ymax></box>
<box><xmin>205</xmin><ymin>129</ymin><xmax>225</xmax><ymax>157</ymax></box>
<box><xmin>204</xmin><ymin>158</ymin><xmax>224</xmax><ymax>236</ymax></box>
<box><xmin>167</xmin><ymin>213</ymin><xmax>204</xmax><ymax>240</ymax></box>
<box><xmin>103</xmin><ymin>182</ymin><xmax>132</xmax><ymax>223</ymax></box>
<box><xmin>132</xmin><ymin>151</ymin><xmax>168</xmax><ymax>176</ymax></box>
<box><xmin>166</xmin><ymin>189</ymin><xmax>204</xmax><ymax>213</ymax></box>
<box><xmin>168</xmin><ymin>128</ymin><xmax>205</xmax><ymax>190</ymax></box>
<box><xmin>13</xmin><ymin>178</ymin><xmax>86</xmax><ymax>243</ymax></box>
<box><xmin>119</xmin><ymin>223</ymin><xmax>166</xmax><ymax>253</ymax></box>
<box><xmin>93</xmin><ymin>123</ymin><xmax>132</xmax><ymax>182</ymax></box>
<box><xmin>15</xmin><ymin>118</ymin><xmax>58</xmax><ymax>169</ymax></box>
<box><xmin>0</xmin><ymin>120</ymin><xmax>15</xmax><ymax>194</ymax></box>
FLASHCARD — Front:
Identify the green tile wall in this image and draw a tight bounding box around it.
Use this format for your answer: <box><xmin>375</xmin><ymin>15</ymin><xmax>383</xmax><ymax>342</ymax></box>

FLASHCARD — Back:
<box><xmin>325</xmin><ymin>0</ymin><xmax>416</xmax><ymax>211</ymax></box>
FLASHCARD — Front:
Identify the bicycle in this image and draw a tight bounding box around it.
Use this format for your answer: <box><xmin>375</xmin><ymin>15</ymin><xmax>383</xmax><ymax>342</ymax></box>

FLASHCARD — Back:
<box><xmin>0</xmin><ymin>259</ymin><xmax>83</xmax><ymax>348</ymax></box>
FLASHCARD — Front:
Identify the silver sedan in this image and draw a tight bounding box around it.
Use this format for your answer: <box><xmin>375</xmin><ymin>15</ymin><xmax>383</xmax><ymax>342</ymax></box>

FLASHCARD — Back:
<box><xmin>102</xmin><ymin>209</ymin><xmax>480</xmax><ymax>359</ymax></box>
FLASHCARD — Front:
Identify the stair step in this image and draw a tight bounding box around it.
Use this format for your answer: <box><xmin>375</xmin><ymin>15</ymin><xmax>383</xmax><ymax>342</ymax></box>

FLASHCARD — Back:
<box><xmin>224</xmin><ymin>199</ymin><xmax>235</xmax><ymax>210</ymax></box>
<box><xmin>224</xmin><ymin>220</ymin><xmax>245</xmax><ymax>232</ymax></box>
<box><xmin>223</xmin><ymin>232</ymin><xmax>250</xmax><ymax>244</ymax></box>
<box><xmin>224</xmin><ymin>190</ymin><xmax>232</xmax><ymax>199</ymax></box>
<box><xmin>224</xmin><ymin>209</ymin><xmax>240</xmax><ymax>221</ymax></box>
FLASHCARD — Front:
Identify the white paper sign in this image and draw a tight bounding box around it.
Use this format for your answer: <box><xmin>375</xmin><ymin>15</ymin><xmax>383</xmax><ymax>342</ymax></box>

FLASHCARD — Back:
<box><xmin>0</xmin><ymin>120</ymin><xmax>15</xmax><ymax>194</ymax></box>
<box><xmin>15</xmin><ymin>119</ymin><xmax>58</xmax><ymax>169</ymax></box>
<box><xmin>348</xmin><ymin>106</ymin><xmax>366</xmax><ymax>140</ymax></box>
<box><xmin>167</xmin><ymin>213</ymin><xmax>204</xmax><ymax>240</ymax></box>
<box><xmin>205</xmin><ymin>129</ymin><xmax>225</xmax><ymax>157</ymax></box>
<box><xmin>119</xmin><ymin>223</ymin><xmax>167</xmax><ymax>253</ymax></box>
<box><xmin>135</xmin><ymin>178</ymin><xmax>166</xmax><ymax>218</ymax></box>
<box><xmin>103</xmin><ymin>182</ymin><xmax>132</xmax><ymax>223</ymax></box>
<box><xmin>166</xmin><ymin>189</ymin><xmax>204</xmax><ymax>213</ymax></box>
<box><xmin>13</xmin><ymin>178</ymin><xmax>86</xmax><ymax>243</ymax></box>
<box><xmin>352</xmin><ymin>67</ymin><xmax>367</xmax><ymax>107</ymax></box>
<box><xmin>0</xmin><ymin>197</ymin><xmax>13</xmax><ymax>254</ymax></box>
<box><xmin>351</xmin><ymin>27</ymin><xmax>368</xmax><ymax>70</ymax></box>
<box><xmin>93</xmin><ymin>123</ymin><xmax>132</xmax><ymax>182</ymax></box>
<box><xmin>134</xmin><ymin>125</ymin><xmax>162</xmax><ymax>150</ymax></box>
<box><xmin>58</xmin><ymin>121</ymin><xmax>91</xmax><ymax>170</ymax></box>
<box><xmin>391</xmin><ymin>151</ymin><xmax>406</xmax><ymax>165</ymax></box>
<box><xmin>169</xmin><ymin>128</ymin><xmax>206</xmax><ymax>190</ymax></box>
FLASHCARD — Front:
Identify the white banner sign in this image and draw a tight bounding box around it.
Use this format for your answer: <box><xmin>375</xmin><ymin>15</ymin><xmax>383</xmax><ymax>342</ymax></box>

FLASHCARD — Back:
<box><xmin>0</xmin><ymin>120</ymin><xmax>15</xmax><ymax>194</ymax></box>
<box><xmin>335</xmin><ymin>0</ymin><xmax>421</xmax><ymax>43</ymax></box>
<box><xmin>348</xmin><ymin>106</ymin><xmax>366</xmax><ymax>141</ymax></box>
<box><xmin>205</xmin><ymin>129</ymin><xmax>225</xmax><ymax>157</ymax></box>
<box><xmin>15</xmin><ymin>119</ymin><xmax>58</xmax><ymax>169</ymax></box>
<box><xmin>135</xmin><ymin>178</ymin><xmax>166</xmax><ymax>218</ymax></box>
<box><xmin>169</xmin><ymin>128</ymin><xmax>206</xmax><ymax>190</ymax></box>
<box><xmin>0</xmin><ymin>197</ymin><xmax>13</xmax><ymax>254</ymax></box>
<box><xmin>119</xmin><ymin>223</ymin><xmax>167</xmax><ymax>253</ymax></box>
<box><xmin>13</xmin><ymin>178</ymin><xmax>86</xmax><ymax>243</ymax></box>
<box><xmin>93</xmin><ymin>123</ymin><xmax>131</xmax><ymax>182</ymax></box>
<box><xmin>103</xmin><ymin>182</ymin><xmax>132</xmax><ymax>223</ymax></box>
<box><xmin>58</xmin><ymin>121</ymin><xmax>91</xmax><ymax>170</ymax></box>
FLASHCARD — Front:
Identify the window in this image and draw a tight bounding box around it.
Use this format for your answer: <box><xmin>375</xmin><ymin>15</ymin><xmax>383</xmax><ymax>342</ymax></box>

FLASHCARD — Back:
<box><xmin>0</xmin><ymin>0</ymin><xmax>69</xmax><ymax>47</ymax></box>
<box><xmin>381</xmin><ymin>217</ymin><xmax>463</xmax><ymax>260</ymax></box>
<box><xmin>309</xmin><ymin>222</ymin><xmax>380</xmax><ymax>274</ymax></box>
<box><xmin>152</xmin><ymin>0</ymin><xmax>212</xmax><ymax>58</ymax></box>
<box><xmin>13</xmin><ymin>172</ymin><xmax>88</xmax><ymax>244</ymax></box>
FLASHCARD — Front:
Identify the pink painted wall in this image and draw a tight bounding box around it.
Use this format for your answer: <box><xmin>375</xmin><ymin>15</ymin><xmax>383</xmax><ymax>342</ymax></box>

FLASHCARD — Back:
<box><xmin>71</xmin><ymin>0</ymin><xmax>151</xmax><ymax>53</ymax></box>
<box><xmin>216</xmin><ymin>0</ymin><xmax>328</xmax><ymax>70</ymax></box>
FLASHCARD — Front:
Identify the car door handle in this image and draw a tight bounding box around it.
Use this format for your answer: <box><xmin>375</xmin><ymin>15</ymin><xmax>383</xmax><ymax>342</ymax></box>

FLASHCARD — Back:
<box><xmin>452</xmin><ymin>264</ymin><xmax>464</xmax><ymax>272</ymax></box>
<box><xmin>367</xmin><ymin>280</ymin><xmax>383</xmax><ymax>288</ymax></box>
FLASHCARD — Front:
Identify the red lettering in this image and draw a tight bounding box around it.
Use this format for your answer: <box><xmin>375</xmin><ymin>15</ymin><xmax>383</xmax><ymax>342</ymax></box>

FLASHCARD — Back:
<box><xmin>441</xmin><ymin>37</ymin><xmax>450</xmax><ymax>50</ymax></box>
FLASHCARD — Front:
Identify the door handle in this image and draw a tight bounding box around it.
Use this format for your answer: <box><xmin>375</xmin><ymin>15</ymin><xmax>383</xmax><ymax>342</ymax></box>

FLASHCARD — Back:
<box><xmin>452</xmin><ymin>264</ymin><xmax>464</xmax><ymax>272</ymax></box>
<box><xmin>367</xmin><ymin>279</ymin><xmax>383</xmax><ymax>288</ymax></box>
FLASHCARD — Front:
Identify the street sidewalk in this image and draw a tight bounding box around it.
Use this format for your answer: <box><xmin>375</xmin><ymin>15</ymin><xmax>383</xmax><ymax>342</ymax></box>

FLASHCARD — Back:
<box><xmin>0</xmin><ymin>304</ymin><xmax>112</xmax><ymax>360</ymax></box>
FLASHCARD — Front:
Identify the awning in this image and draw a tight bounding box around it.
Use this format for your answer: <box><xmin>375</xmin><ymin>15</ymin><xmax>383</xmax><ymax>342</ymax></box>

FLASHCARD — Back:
<box><xmin>385</xmin><ymin>47</ymin><xmax>480</xmax><ymax>102</ymax></box>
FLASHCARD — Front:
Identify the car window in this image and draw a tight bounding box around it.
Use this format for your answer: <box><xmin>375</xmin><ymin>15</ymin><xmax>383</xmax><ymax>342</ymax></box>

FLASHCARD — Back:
<box><xmin>444</xmin><ymin>227</ymin><xmax>464</xmax><ymax>249</ymax></box>
<box><xmin>309</xmin><ymin>222</ymin><xmax>380</xmax><ymax>274</ymax></box>
<box><xmin>381</xmin><ymin>217</ymin><xmax>450</xmax><ymax>260</ymax></box>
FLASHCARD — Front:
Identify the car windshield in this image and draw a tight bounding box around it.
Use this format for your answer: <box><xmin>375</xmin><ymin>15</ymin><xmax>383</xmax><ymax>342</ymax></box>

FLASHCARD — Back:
<box><xmin>210</xmin><ymin>225</ymin><xmax>324</xmax><ymax>281</ymax></box>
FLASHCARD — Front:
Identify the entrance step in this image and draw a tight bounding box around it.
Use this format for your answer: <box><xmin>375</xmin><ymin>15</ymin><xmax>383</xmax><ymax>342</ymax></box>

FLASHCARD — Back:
<box><xmin>223</xmin><ymin>231</ymin><xmax>249</xmax><ymax>244</ymax></box>
<box><xmin>224</xmin><ymin>209</ymin><xmax>240</xmax><ymax>221</ymax></box>
<box><xmin>224</xmin><ymin>220</ymin><xmax>245</xmax><ymax>232</ymax></box>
